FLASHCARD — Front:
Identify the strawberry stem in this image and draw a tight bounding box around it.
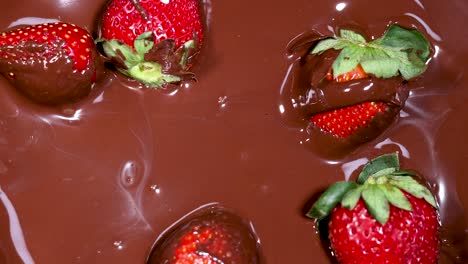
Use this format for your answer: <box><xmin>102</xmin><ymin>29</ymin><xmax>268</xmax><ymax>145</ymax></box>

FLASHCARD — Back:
<box><xmin>100</xmin><ymin>31</ymin><xmax>197</xmax><ymax>88</ymax></box>
<box><xmin>126</xmin><ymin>61</ymin><xmax>181</xmax><ymax>87</ymax></box>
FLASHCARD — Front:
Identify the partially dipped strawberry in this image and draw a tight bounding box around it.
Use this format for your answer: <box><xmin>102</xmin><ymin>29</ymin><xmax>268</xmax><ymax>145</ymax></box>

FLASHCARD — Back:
<box><xmin>309</xmin><ymin>25</ymin><xmax>431</xmax><ymax>138</ymax></box>
<box><xmin>0</xmin><ymin>22</ymin><xmax>96</xmax><ymax>105</ymax></box>
<box><xmin>307</xmin><ymin>153</ymin><xmax>440</xmax><ymax>264</ymax></box>
<box><xmin>312</xmin><ymin>65</ymin><xmax>388</xmax><ymax>138</ymax></box>
<box><xmin>99</xmin><ymin>0</ymin><xmax>203</xmax><ymax>87</ymax></box>
<box><xmin>147</xmin><ymin>205</ymin><xmax>262</xmax><ymax>264</ymax></box>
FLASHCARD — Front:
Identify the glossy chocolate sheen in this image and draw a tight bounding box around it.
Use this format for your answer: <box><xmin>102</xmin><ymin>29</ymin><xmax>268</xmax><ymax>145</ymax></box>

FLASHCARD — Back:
<box><xmin>0</xmin><ymin>0</ymin><xmax>467</xmax><ymax>263</ymax></box>
<box><xmin>0</xmin><ymin>40</ymin><xmax>95</xmax><ymax>105</ymax></box>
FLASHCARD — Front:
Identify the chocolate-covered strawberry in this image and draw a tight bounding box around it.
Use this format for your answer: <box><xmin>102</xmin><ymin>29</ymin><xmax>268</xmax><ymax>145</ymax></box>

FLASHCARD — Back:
<box><xmin>0</xmin><ymin>22</ymin><xmax>96</xmax><ymax>105</ymax></box>
<box><xmin>309</xmin><ymin>25</ymin><xmax>431</xmax><ymax>138</ymax></box>
<box><xmin>147</xmin><ymin>205</ymin><xmax>262</xmax><ymax>264</ymax></box>
<box><xmin>307</xmin><ymin>153</ymin><xmax>440</xmax><ymax>264</ymax></box>
<box><xmin>281</xmin><ymin>25</ymin><xmax>432</xmax><ymax>158</ymax></box>
<box><xmin>99</xmin><ymin>0</ymin><xmax>203</xmax><ymax>87</ymax></box>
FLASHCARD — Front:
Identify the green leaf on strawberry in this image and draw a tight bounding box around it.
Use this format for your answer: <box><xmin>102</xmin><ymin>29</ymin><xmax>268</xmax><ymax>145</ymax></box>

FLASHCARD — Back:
<box><xmin>307</xmin><ymin>152</ymin><xmax>438</xmax><ymax>225</ymax></box>
<box><xmin>306</xmin><ymin>181</ymin><xmax>358</xmax><ymax>220</ymax></box>
<box><xmin>357</xmin><ymin>152</ymin><xmax>400</xmax><ymax>184</ymax></box>
<box><xmin>98</xmin><ymin>31</ymin><xmax>197</xmax><ymax>87</ymax></box>
<box><xmin>391</xmin><ymin>176</ymin><xmax>437</xmax><ymax>207</ymax></box>
<box><xmin>341</xmin><ymin>186</ymin><xmax>363</xmax><ymax>209</ymax></box>
<box><xmin>378</xmin><ymin>184</ymin><xmax>412</xmax><ymax>211</ymax></box>
<box><xmin>134</xmin><ymin>32</ymin><xmax>155</xmax><ymax>55</ymax></box>
<box><xmin>362</xmin><ymin>184</ymin><xmax>390</xmax><ymax>224</ymax></box>
<box><xmin>311</xmin><ymin>25</ymin><xmax>431</xmax><ymax>80</ymax></box>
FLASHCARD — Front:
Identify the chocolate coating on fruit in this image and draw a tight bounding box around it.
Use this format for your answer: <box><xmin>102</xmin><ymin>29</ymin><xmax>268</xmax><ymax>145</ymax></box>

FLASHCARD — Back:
<box><xmin>0</xmin><ymin>40</ymin><xmax>95</xmax><ymax>105</ymax></box>
<box><xmin>147</xmin><ymin>205</ymin><xmax>262</xmax><ymax>264</ymax></box>
<box><xmin>286</xmin><ymin>31</ymin><xmax>409</xmax><ymax>116</ymax></box>
<box><xmin>281</xmin><ymin>30</ymin><xmax>410</xmax><ymax>158</ymax></box>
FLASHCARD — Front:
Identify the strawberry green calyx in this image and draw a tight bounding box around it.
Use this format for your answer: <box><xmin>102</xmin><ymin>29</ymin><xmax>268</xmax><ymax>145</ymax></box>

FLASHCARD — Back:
<box><xmin>307</xmin><ymin>152</ymin><xmax>437</xmax><ymax>224</ymax></box>
<box><xmin>98</xmin><ymin>31</ymin><xmax>197</xmax><ymax>87</ymax></box>
<box><xmin>311</xmin><ymin>25</ymin><xmax>431</xmax><ymax>80</ymax></box>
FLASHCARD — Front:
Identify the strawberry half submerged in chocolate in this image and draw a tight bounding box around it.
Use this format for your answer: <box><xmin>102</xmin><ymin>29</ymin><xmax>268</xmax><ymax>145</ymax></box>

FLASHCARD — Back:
<box><xmin>307</xmin><ymin>153</ymin><xmax>440</xmax><ymax>264</ymax></box>
<box><xmin>282</xmin><ymin>24</ymin><xmax>431</xmax><ymax>157</ymax></box>
<box><xmin>147</xmin><ymin>205</ymin><xmax>262</xmax><ymax>264</ymax></box>
<box><xmin>309</xmin><ymin>25</ymin><xmax>431</xmax><ymax>139</ymax></box>
<box><xmin>0</xmin><ymin>22</ymin><xmax>97</xmax><ymax>105</ymax></box>
<box><xmin>98</xmin><ymin>0</ymin><xmax>203</xmax><ymax>88</ymax></box>
<box><xmin>312</xmin><ymin>65</ymin><xmax>389</xmax><ymax>138</ymax></box>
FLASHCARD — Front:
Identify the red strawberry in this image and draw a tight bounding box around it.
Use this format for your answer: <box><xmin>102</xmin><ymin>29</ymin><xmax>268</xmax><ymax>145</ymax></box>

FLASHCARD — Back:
<box><xmin>0</xmin><ymin>22</ymin><xmax>96</xmax><ymax>105</ymax></box>
<box><xmin>99</xmin><ymin>0</ymin><xmax>203</xmax><ymax>87</ymax></box>
<box><xmin>326</xmin><ymin>64</ymin><xmax>368</xmax><ymax>83</ymax></box>
<box><xmin>147</xmin><ymin>206</ymin><xmax>262</xmax><ymax>264</ymax></box>
<box><xmin>307</xmin><ymin>153</ymin><xmax>440</xmax><ymax>264</ymax></box>
<box><xmin>311</xmin><ymin>101</ymin><xmax>388</xmax><ymax>138</ymax></box>
<box><xmin>173</xmin><ymin>225</ymin><xmax>238</xmax><ymax>263</ymax></box>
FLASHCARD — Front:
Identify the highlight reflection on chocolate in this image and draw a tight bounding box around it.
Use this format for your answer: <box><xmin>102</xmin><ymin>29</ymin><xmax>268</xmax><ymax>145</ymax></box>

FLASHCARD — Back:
<box><xmin>0</xmin><ymin>0</ymin><xmax>466</xmax><ymax>263</ymax></box>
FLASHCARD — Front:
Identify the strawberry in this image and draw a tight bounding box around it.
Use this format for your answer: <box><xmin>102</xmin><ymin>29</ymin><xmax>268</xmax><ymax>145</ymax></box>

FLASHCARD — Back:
<box><xmin>309</xmin><ymin>25</ymin><xmax>431</xmax><ymax>138</ymax></box>
<box><xmin>311</xmin><ymin>101</ymin><xmax>388</xmax><ymax>138</ymax></box>
<box><xmin>326</xmin><ymin>64</ymin><xmax>368</xmax><ymax>83</ymax></box>
<box><xmin>312</xmin><ymin>64</ymin><xmax>388</xmax><ymax>138</ymax></box>
<box><xmin>147</xmin><ymin>206</ymin><xmax>262</xmax><ymax>264</ymax></box>
<box><xmin>99</xmin><ymin>0</ymin><xmax>203</xmax><ymax>87</ymax></box>
<box><xmin>307</xmin><ymin>153</ymin><xmax>440</xmax><ymax>264</ymax></box>
<box><xmin>0</xmin><ymin>22</ymin><xmax>96</xmax><ymax>105</ymax></box>
<box><xmin>173</xmin><ymin>225</ymin><xmax>237</xmax><ymax>263</ymax></box>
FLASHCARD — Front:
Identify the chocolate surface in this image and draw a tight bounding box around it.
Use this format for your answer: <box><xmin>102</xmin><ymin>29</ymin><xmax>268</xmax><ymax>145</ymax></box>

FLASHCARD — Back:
<box><xmin>0</xmin><ymin>0</ymin><xmax>467</xmax><ymax>263</ymax></box>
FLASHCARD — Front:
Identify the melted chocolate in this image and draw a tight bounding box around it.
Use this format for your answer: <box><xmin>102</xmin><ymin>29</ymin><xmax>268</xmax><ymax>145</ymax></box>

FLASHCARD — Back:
<box><xmin>0</xmin><ymin>0</ymin><xmax>466</xmax><ymax>263</ymax></box>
